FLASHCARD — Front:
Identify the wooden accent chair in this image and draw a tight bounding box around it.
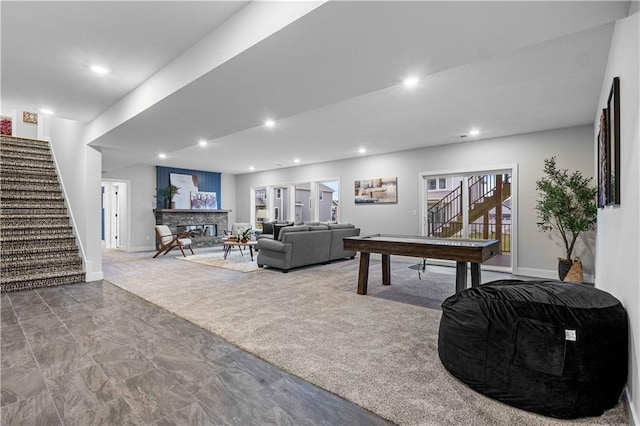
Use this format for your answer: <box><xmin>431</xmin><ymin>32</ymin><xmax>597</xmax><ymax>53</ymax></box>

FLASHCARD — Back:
<box><xmin>153</xmin><ymin>225</ymin><xmax>194</xmax><ymax>258</ymax></box>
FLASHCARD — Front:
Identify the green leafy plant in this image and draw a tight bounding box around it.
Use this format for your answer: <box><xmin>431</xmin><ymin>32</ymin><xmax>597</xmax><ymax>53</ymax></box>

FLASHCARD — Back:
<box><xmin>157</xmin><ymin>185</ymin><xmax>180</xmax><ymax>207</ymax></box>
<box><xmin>240</xmin><ymin>228</ymin><xmax>252</xmax><ymax>241</ymax></box>
<box><xmin>535</xmin><ymin>157</ymin><xmax>597</xmax><ymax>261</ymax></box>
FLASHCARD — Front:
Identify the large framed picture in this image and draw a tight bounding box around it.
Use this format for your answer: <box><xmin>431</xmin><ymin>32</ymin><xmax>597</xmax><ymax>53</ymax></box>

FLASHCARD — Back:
<box><xmin>354</xmin><ymin>177</ymin><xmax>397</xmax><ymax>204</ymax></box>
<box><xmin>606</xmin><ymin>77</ymin><xmax>620</xmax><ymax>206</ymax></box>
<box><xmin>597</xmin><ymin>108</ymin><xmax>608</xmax><ymax>208</ymax></box>
<box><xmin>190</xmin><ymin>191</ymin><xmax>218</xmax><ymax>210</ymax></box>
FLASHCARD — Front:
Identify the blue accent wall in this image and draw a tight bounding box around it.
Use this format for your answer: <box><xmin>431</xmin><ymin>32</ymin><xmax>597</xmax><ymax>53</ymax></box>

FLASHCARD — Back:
<box><xmin>156</xmin><ymin>166</ymin><xmax>222</xmax><ymax>209</ymax></box>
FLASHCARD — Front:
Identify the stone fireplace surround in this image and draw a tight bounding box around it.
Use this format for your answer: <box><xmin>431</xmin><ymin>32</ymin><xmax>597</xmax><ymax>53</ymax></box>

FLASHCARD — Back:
<box><xmin>154</xmin><ymin>209</ymin><xmax>230</xmax><ymax>248</ymax></box>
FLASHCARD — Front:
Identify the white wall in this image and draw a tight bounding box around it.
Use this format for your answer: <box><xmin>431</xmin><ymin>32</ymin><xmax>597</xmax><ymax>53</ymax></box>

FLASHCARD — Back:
<box><xmin>594</xmin><ymin>10</ymin><xmax>639</xmax><ymax>424</ymax></box>
<box><xmin>41</xmin><ymin>116</ymin><xmax>103</xmax><ymax>281</ymax></box>
<box><xmin>221</xmin><ymin>173</ymin><xmax>237</xmax><ymax>226</ymax></box>
<box><xmin>103</xmin><ymin>164</ymin><xmax>158</xmax><ymax>252</ymax></box>
<box><xmin>236</xmin><ymin>125</ymin><xmax>596</xmax><ymax>278</ymax></box>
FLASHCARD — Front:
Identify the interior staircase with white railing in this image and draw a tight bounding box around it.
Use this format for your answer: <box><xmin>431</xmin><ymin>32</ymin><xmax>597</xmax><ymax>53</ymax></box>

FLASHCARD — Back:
<box><xmin>0</xmin><ymin>135</ymin><xmax>85</xmax><ymax>293</ymax></box>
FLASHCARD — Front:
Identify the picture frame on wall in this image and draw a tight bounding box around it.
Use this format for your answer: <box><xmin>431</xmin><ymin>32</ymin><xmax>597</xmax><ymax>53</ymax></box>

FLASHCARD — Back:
<box><xmin>597</xmin><ymin>108</ymin><xmax>608</xmax><ymax>208</ymax></box>
<box><xmin>606</xmin><ymin>76</ymin><xmax>621</xmax><ymax>206</ymax></box>
<box><xmin>354</xmin><ymin>177</ymin><xmax>398</xmax><ymax>204</ymax></box>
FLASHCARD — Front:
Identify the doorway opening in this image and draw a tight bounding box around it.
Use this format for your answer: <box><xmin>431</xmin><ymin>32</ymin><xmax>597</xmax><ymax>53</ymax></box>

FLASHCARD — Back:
<box><xmin>101</xmin><ymin>180</ymin><xmax>129</xmax><ymax>250</ymax></box>
<box><xmin>421</xmin><ymin>166</ymin><xmax>516</xmax><ymax>273</ymax></box>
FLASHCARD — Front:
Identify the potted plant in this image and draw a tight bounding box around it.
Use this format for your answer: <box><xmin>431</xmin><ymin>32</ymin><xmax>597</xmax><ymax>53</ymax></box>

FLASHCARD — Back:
<box><xmin>535</xmin><ymin>157</ymin><xmax>597</xmax><ymax>281</ymax></box>
<box><xmin>239</xmin><ymin>228</ymin><xmax>252</xmax><ymax>243</ymax></box>
<box><xmin>157</xmin><ymin>185</ymin><xmax>180</xmax><ymax>209</ymax></box>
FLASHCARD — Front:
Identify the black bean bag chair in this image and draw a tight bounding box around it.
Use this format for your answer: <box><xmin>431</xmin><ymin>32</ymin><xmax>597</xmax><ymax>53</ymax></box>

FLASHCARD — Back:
<box><xmin>438</xmin><ymin>279</ymin><xmax>627</xmax><ymax>419</ymax></box>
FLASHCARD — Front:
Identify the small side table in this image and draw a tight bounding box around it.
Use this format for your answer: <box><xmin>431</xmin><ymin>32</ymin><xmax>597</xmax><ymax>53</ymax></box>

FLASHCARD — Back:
<box><xmin>223</xmin><ymin>240</ymin><xmax>258</xmax><ymax>261</ymax></box>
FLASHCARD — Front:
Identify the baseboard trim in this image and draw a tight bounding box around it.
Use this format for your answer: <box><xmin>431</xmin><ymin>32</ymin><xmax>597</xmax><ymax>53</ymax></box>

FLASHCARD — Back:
<box><xmin>127</xmin><ymin>246</ymin><xmax>156</xmax><ymax>253</ymax></box>
<box><xmin>85</xmin><ymin>271</ymin><xmax>104</xmax><ymax>282</ymax></box>
<box><xmin>625</xmin><ymin>386</ymin><xmax>638</xmax><ymax>426</ymax></box>
<box><xmin>515</xmin><ymin>268</ymin><xmax>558</xmax><ymax>279</ymax></box>
<box><xmin>516</xmin><ymin>267</ymin><xmax>594</xmax><ymax>283</ymax></box>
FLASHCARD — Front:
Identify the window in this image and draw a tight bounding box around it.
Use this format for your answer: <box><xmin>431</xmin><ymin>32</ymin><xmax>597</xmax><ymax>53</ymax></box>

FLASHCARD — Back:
<box><xmin>319</xmin><ymin>191</ymin><xmax>324</xmax><ymax>201</ymax></box>
<box><xmin>428</xmin><ymin>178</ymin><xmax>446</xmax><ymax>190</ymax></box>
<box><xmin>276</xmin><ymin>188</ymin><xmax>282</xmax><ymax>199</ymax></box>
<box><xmin>274</xmin><ymin>207</ymin><xmax>280</xmax><ymax>220</ymax></box>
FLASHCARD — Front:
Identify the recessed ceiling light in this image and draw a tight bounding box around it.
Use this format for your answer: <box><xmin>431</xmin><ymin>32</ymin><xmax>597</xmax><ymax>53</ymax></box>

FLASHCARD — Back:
<box><xmin>358</xmin><ymin>147</ymin><xmax>367</xmax><ymax>154</ymax></box>
<box><xmin>40</xmin><ymin>109</ymin><xmax>54</xmax><ymax>115</ymax></box>
<box><xmin>249</xmin><ymin>166</ymin><xmax>255</xmax><ymax>171</ymax></box>
<box><xmin>90</xmin><ymin>65</ymin><xmax>110</xmax><ymax>75</ymax></box>
<box><xmin>468</xmin><ymin>128</ymin><xmax>481</xmax><ymax>136</ymax></box>
<box><xmin>198</xmin><ymin>140</ymin><xmax>208</xmax><ymax>147</ymax></box>
<box><xmin>264</xmin><ymin>119</ymin><xmax>276</xmax><ymax>128</ymax></box>
<box><xmin>158</xmin><ymin>153</ymin><xmax>167</xmax><ymax>159</ymax></box>
<box><xmin>294</xmin><ymin>158</ymin><xmax>300</xmax><ymax>164</ymax></box>
<box><xmin>403</xmin><ymin>76</ymin><xmax>420</xmax><ymax>87</ymax></box>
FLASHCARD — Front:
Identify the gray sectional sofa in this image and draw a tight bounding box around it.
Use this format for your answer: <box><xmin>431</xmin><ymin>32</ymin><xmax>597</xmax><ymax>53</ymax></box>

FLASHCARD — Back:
<box><xmin>256</xmin><ymin>223</ymin><xmax>360</xmax><ymax>272</ymax></box>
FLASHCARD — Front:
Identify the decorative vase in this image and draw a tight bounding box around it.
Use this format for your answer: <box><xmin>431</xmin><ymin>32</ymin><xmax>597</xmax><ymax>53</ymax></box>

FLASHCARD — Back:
<box><xmin>558</xmin><ymin>258</ymin><xmax>572</xmax><ymax>281</ymax></box>
<box><xmin>241</xmin><ymin>238</ymin><xmax>248</xmax><ymax>243</ymax></box>
<box><xmin>171</xmin><ymin>201</ymin><xmax>176</xmax><ymax>209</ymax></box>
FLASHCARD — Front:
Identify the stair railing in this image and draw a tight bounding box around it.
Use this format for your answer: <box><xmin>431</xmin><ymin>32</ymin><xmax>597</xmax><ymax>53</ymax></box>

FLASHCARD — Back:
<box><xmin>428</xmin><ymin>174</ymin><xmax>511</xmax><ymax>237</ymax></box>
<box><xmin>427</xmin><ymin>181</ymin><xmax>462</xmax><ymax>236</ymax></box>
<box><xmin>469</xmin><ymin>173</ymin><xmax>511</xmax><ymax>212</ymax></box>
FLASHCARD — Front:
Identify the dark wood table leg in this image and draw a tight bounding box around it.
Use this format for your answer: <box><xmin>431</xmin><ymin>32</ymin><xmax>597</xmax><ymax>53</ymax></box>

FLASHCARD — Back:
<box><xmin>249</xmin><ymin>246</ymin><xmax>254</xmax><ymax>261</ymax></box>
<box><xmin>471</xmin><ymin>262</ymin><xmax>481</xmax><ymax>287</ymax></box>
<box><xmin>382</xmin><ymin>254</ymin><xmax>391</xmax><ymax>285</ymax></box>
<box><xmin>456</xmin><ymin>261</ymin><xmax>468</xmax><ymax>293</ymax></box>
<box><xmin>223</xmin><ymin>244</ymin><xmax>230</xmax><ymax>260</ymax></box>
<box><xmin>357</xmin><ymin>252</ymin><xmax>371</xmax><ymax>295</ymax></box>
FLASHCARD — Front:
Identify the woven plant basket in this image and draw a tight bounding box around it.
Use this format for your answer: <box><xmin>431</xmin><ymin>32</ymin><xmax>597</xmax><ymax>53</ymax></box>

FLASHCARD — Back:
<box><xmin>563</xmin><ymin>257</ymin><xmax>584</xmax><ymax>283</ymax></box>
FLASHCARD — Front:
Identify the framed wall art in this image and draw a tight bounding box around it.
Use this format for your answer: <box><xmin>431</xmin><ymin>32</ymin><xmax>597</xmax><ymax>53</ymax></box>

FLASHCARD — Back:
<box><xmin>23</xmin><ymin>111</ymin><xmax>38</xmax><ymax>124</ymax></box>
<box><xmin>0</xmin><ymin>115</ymin><xmax>12</xmax><ymax>136</ymax></box>
<box><xmin>606</xmin><ymin>76</ymin><xmax>620</xmax><ymax>206</ymax></box>
<box><xmin>597</xmin><ymin>108</ymin><xmax>608</xmax><ymax>208</ymax></box>
<box><xmin>354</xmin><ymin>177</ymin><xmax>397</xmax><ymax>204</ymax></box>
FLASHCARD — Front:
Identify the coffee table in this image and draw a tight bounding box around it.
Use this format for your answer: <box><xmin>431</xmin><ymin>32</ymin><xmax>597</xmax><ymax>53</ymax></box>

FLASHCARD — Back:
<box><xmin>223</xmin><ymin>240</ymin><xmax>258</xmax><ymax>261</ymax></box>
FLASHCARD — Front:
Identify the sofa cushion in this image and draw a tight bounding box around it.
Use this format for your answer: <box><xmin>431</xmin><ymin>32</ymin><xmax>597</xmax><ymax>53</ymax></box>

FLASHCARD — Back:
<box><xmin>309</xmin><ymin>224</ymin><xmax>329</xmax><ymax>231</ymax></box>
<box><xmin>278</xmin><ymin>225</ymin><xmax>309</xmax><ymax>241</ymax></box>
<box><xmin>329</xmin><ymin>223</ymin><xmax>355</xmax><ymax>230</ymax></box>
<box><xmin>273</xmin><ymin>223</ymin><xmax>293</xmax><ymax>240</ymax></box>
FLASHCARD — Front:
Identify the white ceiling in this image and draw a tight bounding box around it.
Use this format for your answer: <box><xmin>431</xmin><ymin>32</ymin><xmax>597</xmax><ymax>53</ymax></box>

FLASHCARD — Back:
<box><xmin>1</xmin><ymin>1</ymin><xmax>631</xmax><ymax>175</ymax></box>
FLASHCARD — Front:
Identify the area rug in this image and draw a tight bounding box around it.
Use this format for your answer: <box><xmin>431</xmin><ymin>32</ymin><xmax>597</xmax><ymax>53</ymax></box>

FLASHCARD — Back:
<box><xmin>176</xmin><ymin>249</ymin><xmax>262</xmax><ymax>273</ymax></box>
<box><xmin>103</xmin><ymin>251</ymin><xmax>628</xmax><ymax>425</ymax></box>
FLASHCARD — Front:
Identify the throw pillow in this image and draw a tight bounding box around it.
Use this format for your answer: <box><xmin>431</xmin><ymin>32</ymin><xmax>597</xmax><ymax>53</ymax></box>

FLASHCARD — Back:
<box><xmin>273</xmin><ymin>223</ymin><xmax>293</xmax><ymax>240</ymax></box>
<box><xmin>262</xmin><ymin>222</ymin><xmax>274</xmax><ymax>235</ymax></box>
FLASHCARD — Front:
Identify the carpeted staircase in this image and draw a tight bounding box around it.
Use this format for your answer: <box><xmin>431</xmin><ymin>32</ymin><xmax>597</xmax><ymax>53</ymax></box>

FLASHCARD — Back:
<box><xmin>0</xmin><ymin>135</ymin><xmax>85</xmax><ymax>293</ymax></box>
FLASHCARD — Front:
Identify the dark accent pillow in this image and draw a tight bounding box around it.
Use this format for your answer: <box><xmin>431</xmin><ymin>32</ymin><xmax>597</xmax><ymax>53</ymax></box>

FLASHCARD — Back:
<box><xmin>273</xmin><ymin>223</ymin><xmax>293</xmax><ymax>240</ymax></box>
<box><xmin>262</xmin><ymin>222</ymin><xmax>274</xmax><ymax>235</ymax></box>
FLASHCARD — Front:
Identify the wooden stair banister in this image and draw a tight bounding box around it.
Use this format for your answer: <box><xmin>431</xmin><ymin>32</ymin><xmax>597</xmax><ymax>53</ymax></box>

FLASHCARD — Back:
<box><xmin>427</xmin><ymin>174</ymin><xmax>511</xmax><ymax>238</ymax></box>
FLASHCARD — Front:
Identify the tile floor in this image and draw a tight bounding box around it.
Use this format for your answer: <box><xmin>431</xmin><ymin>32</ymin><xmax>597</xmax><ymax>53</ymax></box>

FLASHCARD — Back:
<box><xmin>1</xmin><ymin>281</ymin><xmax>391</xmax><ymax>425</ymax></box>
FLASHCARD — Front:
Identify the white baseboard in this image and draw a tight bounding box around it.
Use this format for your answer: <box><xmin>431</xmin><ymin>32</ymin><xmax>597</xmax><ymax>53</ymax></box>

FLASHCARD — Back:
<box><xmin>85</xmin><ymin>271</ymin><xmax>103</xmax><ymax>282</ymax></box>
<box><xmin>516</xmin><ymin>267</ymin><xmax>594</xmax><ymax>283</ymax></box>
<box><xmin>361</xmin><ymin>257</ymin><xmax>596</xmax><ymax>281</ymax></box>
<box><xmin>625</xmin><ymin>386</ymin><xmax>638</xmax><ymax>426</ymax></box>
<box><xmin>127</xmin><ymin>245</ymin><xmax>156</xmax><ymax>253</ymax></box>
<box><xmin>515</xmin><ymin>267</ymin><xmax>558</xmax><ymax>279</ymax></box>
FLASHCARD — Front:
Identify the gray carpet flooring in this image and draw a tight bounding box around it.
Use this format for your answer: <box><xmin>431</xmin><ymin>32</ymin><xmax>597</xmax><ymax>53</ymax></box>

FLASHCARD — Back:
<box><xmin>103</xmin><ymin>247</ymin><xmax>628</xmax><ymax>425</ymax></box>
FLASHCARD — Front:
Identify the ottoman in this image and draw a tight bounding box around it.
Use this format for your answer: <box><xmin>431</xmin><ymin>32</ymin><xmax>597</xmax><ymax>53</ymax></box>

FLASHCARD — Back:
<box><xmin>438</xmin><ymin>279</ymin><xmax>627</xmax><ymax>419</ymax></box>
